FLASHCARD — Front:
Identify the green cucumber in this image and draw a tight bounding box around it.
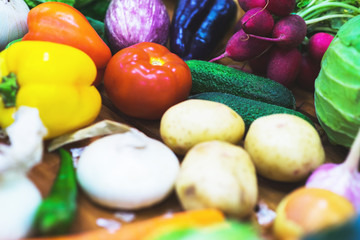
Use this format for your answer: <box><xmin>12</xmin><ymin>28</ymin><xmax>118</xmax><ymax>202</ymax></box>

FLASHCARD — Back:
<box><xmin>189</xmin><ymin>92</ymin><xmax>313</xmax><ymax>129</ymax></box>
<box><xmin>186</xmin><ymin>60</ymin><xmax>296</xmax><ymax>109</ymax></box>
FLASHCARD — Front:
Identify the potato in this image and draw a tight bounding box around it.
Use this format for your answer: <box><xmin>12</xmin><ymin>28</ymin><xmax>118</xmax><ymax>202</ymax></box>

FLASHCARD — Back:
<box><xmin>160</xmin><ymin>99</ymin><xmax>245</xmax><ymax>155</ymax></box>
<box><xmin>175</xmin><ymin>140</ymin><xmax>258</xmax><ymax>218</ymax></box>
<box><xmin>244</xmin><ymin>114</ymin><xmax>325</xmax><ymax>182</ymax></box>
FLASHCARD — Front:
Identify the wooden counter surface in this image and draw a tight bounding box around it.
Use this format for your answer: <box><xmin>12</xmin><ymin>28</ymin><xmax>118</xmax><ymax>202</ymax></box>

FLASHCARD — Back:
<box><xmin>25</xmin><ymin>0</ymin><xmax>349</xmax><ymax>239</ymax></box>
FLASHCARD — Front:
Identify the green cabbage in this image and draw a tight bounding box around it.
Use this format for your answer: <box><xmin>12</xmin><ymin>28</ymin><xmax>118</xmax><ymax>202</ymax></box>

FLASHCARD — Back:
<box><xmin>314</xmin><ymin>15</ymin><xmax>360</xmax><ymax>147</ymax></box>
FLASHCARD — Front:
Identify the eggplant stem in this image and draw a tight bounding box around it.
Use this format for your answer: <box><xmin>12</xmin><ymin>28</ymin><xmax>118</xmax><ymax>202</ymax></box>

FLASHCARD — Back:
<box><xmin>343</xmin><ymin>128</ymin><xmax>360</xmax><ymax>172</ymax></box>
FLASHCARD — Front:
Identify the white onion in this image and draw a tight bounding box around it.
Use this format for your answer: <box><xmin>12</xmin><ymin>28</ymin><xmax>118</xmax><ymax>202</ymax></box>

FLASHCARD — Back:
<box><xmin>0</xmin><ymin>0</ymin><xmax>30</xmax><ymax>50</ymax></box>
<box><xmin>77</xmin><ymin>128</ymin><xmax>179</xmax><ymax>210</ymax></box>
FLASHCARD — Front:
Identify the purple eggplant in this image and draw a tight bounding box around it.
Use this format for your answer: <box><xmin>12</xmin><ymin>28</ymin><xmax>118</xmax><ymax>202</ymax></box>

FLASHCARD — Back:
<box><xmin>105</xmin><ymin>0</ymin><xmax>170</xmax><ymax>53</ymax></box>
<box><xmin>170</xmin><ymin>0</ymin><xmax>237</xmax><ymax>60</ymax></box>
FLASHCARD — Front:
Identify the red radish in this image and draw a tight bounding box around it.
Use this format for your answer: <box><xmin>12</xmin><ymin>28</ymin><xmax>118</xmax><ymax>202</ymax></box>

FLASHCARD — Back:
<box><xmin>266</xmin><ymin>46</ymin><xmax>302</xmax><ymax>87</ymax></box>
<box><xmin>238</xmin><ymin>0</ymin><xmax>267</xmax><ymax>12</ymax></box>
<box><xmin>296</xmin><ymin>54</ymin><xmax>320</xmax><ymax>91</ymax></box>
<box><xmin>209</xmin><ymin>29</ymin><xmax>272</xmax><ymax>62</ymax></box>
<box><xmin>266</xmin><ymin>0</ymin><xmax>296</xmax><ymax>17</ymax></box>
<box><xmin>234</xmin><ymin>19</ymin><xmax>243</xmax><ymax>33</ymax></box>
<box><xmin>308</xmin><ymin>32</ymin><xmax>334</xmax><ymax>63</ymax></box>
<box><xmin>241</xmin><ymin>7</ymin><xmax>274</xmax><ymax>36</ymax></box>
<box><xmin>248</xmin><ymin>14</ymin><xmax>307</xmax><ymax>49</ymax></box>
<box><xmin>248</xmin><ymin>46</ymin><xmax>273</xmax><ymax>76</ymax></box>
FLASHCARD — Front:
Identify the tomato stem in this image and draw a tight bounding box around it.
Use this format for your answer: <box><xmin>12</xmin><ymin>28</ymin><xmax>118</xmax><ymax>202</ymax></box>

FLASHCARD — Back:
<box><xmin>0</xmin><ymin>73</ymin><xmax>18</xmax><ymax>108</ymax></box>
<box><xmin>150</xmin><ymin>57</ymin><xmax>164</xmax><ymax>66</ymax></box>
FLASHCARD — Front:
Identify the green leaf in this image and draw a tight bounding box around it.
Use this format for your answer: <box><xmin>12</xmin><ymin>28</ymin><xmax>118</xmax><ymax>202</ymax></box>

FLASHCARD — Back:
<box><xmin>74</xmin><ymin>0</ymin><xmax>95</xmax><ymax>8</ymax></box>
<box><xmin>294</xmin><ymin>0</ymin><xmax>360</xmax><ymax>35</ymax></box>
<box><xmin>24</xmin><ymin>0</ymin><xmax>76</xmax><ymax>8</ymax></box>
<box><xmin>297</xmin><ymin>0</ymin><xmax>312</xmax><ymax>9</ymax></box>
<box><xmin>85</xmin><ymin>16</ymin><xmax>108</xmax><ymax>45</ymax></box>
<box><xmin>78</xmin><ymin>0</ymin><xmax>111</xmax><ymax>21</ymax></box>
<box><xmin>337</xmin><ymin>14</ymin><xmax>360</xmax><ymax>51</ymax></box>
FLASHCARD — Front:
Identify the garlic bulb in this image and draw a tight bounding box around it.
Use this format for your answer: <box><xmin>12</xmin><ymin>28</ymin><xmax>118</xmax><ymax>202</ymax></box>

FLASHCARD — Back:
<box><xmin>306</xmin><ymin>128</ymin><xmax>360</xmax><ymax>211</ymax></box>
<box><xmin>0</xmin><ymin>0</ymin><xmax>30</xmax><ymax>50</ymax></box>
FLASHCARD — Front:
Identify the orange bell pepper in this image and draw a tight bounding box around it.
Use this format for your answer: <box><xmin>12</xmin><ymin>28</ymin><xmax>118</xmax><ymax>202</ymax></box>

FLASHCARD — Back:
<box><xmin>22</xmin><ymin>2</ymin><xmax>112</xmax><ymax>86</ymax></box>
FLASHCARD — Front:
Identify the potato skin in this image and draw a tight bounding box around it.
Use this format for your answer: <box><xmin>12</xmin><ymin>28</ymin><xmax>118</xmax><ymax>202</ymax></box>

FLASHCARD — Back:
<box><xmin>175</xmin><ymin>140</ymin><xmax>258</xmax><ymax>218</ymax></box>
<box><xmin>244</xmin><ymin>114</ymin><xmax>325</xmax><ymax>182</ymax></box>
<box><xmin>160</xmin><ymin>99</ymin><xmax>245</xmax><ymax>155</ymax></box>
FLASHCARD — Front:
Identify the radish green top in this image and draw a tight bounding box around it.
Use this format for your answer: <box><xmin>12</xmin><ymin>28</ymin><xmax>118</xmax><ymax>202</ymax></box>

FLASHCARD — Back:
<box><xmin>314</xmin><ymin>15</ymin><xmax>360</xmax><ymax>147</ymax></box>
<box><xmin>295</xmin><ymin>0</ymin><xmax>360</xmax><ymax>36</ymax></box>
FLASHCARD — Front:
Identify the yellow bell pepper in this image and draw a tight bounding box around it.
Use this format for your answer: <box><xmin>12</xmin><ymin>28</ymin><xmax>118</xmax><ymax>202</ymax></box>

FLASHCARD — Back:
<box><xmin>0</xmin><ymin>41</ymin><xmax>102</xmax><ymax>139</ymax></box>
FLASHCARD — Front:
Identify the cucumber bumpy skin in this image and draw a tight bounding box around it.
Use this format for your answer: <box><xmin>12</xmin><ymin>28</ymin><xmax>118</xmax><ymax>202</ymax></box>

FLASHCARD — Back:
<box><xmin>189</xmin><ymin>92</ymin><xmax>313</xmax><ymax>129</ymax></box>
<box><xmin>186</xmin><ymin>60</ymin><xmax>296</xmax><ymax>109</ymax></box>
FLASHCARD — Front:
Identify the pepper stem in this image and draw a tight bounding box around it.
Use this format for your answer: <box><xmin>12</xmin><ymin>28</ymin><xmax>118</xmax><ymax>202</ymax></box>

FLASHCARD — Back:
<box><xmin>0</xmin><ymin>72</ymin><xmax>18</xmax><ymax>107</ymax></box>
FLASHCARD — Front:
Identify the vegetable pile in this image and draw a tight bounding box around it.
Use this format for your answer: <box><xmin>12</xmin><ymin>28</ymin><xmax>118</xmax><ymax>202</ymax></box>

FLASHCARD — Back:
<box><xmin>0</xmin><ymin>0</ymin><xmax>360</xmax><ymax>239</ymax></box>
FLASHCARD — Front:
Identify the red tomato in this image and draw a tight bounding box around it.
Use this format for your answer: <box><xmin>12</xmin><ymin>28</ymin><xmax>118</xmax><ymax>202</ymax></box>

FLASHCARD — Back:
<box><xmin>104</xmin><ymin>42</ymin><xmax>192</xmax><ymax>120</ymax></box>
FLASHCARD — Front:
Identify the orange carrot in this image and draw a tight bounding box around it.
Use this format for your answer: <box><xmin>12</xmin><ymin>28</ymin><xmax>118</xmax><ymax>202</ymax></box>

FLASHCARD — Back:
<box><xmin>25</xmin><ymin>209</ymin><xmax>225</xmax><ymax>240</ymax></box>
